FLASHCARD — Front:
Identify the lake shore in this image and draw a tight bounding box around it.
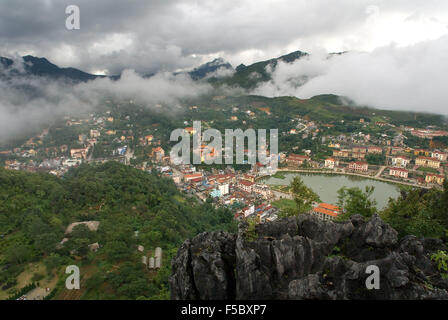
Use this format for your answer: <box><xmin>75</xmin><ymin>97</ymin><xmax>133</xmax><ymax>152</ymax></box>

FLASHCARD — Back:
<box><xmin>256</xmin><ymin>168</ymin><xmax>431</xmax><ymax>189</ymax></box>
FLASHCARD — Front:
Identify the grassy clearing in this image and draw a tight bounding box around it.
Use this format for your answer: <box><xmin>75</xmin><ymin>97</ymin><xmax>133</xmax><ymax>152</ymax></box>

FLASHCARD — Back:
<box><xmin>0</xmin><ymin>261</ymin><xmax>59</xmax><ymax>300</ymax></box>
<box><xmin>417</xmin><ymin>166</ymin><xmax>440</xmax><ymax>174</ymax></box>
<box><xmin>271</xmin><ymin>172</ymin><xmax>286</xmax><ymax>179</ymax></box>
<box><xmin>271</xmin><ymin>199</ymin><xmax>297</xmax><ymax>212</ymax></box>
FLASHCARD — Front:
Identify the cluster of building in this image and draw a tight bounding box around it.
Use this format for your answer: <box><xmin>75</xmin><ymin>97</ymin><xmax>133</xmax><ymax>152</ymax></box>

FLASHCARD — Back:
<box><xmin>155</xmin><ymin>161</ymin><xmax>280</xmax><ymax>222</ymax></box>
<box><xmin>1</xmin><ymin>109</ymin><xmax>166</xmax><ymax>175</ymax></box>
<box><xmin>410</xmin><ymin>129</ymin><xmax>448</xmax><ymax>139</ymax></box>
<box><xmin>3</xmin><ymin>104</ymin><xmax>448</xmax><ymax>228</ymax></box>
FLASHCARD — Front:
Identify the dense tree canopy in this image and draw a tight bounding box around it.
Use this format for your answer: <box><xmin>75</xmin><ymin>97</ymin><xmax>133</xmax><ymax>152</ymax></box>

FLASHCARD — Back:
<box><xmin>0</xmin><ymin>162</ymin><xmax>236</xmax><ymax>299</ymax></box>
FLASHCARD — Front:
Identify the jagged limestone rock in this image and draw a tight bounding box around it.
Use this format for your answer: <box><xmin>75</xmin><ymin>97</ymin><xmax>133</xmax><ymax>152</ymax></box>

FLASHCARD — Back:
<box><xmin>170</xmin><ymin>214</ymin><xmax>448</xmax><ymax>300</ymax></box>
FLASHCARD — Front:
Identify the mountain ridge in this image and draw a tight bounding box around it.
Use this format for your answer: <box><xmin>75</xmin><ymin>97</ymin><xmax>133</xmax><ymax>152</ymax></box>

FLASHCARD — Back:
<box><xmin>0</xmin><ymin>50</ymin><xmax>308</xmax><ymax>85</ymax></box>
<box><xmin>0</xmin><ymin>55</ymin><xmax>105</xmax><ymax>82</ymax></box>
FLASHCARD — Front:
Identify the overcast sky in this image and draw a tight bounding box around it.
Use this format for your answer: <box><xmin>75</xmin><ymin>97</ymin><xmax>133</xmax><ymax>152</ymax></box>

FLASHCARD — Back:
<box><xmin>1</xmin><ymin>0</ymin><xmax>447</xmax><ymax>75</ymax></box>
<box><xmin>0</xmin><ymin>0</ymin><xmax>447</xmax><ymax>132</ymax></box>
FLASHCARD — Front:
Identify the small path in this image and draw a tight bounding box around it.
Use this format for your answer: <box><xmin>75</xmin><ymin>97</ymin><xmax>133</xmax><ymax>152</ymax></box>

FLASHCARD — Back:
<box><xmin>375</xmin><ymin>166</ymin><xmax>386</xmax><ymax>178</ymax></box>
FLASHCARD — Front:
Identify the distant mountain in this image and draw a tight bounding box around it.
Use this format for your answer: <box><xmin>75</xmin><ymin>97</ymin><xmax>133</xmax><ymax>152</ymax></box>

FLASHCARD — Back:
<box><xmin>187</xmin><ymin>58</ymin><xmax>233</xmax><ymax>80</ymax></box>
<box><xmin>0</xmin><ymin>50</ymin><xmax>310</xmax><ymax>87</ymax></box>
<box><xmin>0</xmin><ymin>55</ymin><xmax>104</xmax><ymax>82</ymax></box>
<box><xmin>170</xmin><ymin>58</ymin><xmax>234</xmax><ymax>80</ymax></box>
<box><xmin>217</xmin><ymin>50</ymin><xmax>309</xmax><ymax>89</ymax></box>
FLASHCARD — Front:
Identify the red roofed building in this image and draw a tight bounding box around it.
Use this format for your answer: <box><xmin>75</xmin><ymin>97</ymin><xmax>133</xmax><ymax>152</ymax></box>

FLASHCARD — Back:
<box><xmin>324</xmin><ymin>158</ymin><xmax>337</xmax><ymax>169</ymax></box>
<box><xmin>389</xmin><ymin>167</ymin><xmax>409</xmax><ymax>179</ymax></box>
<box><xmin>183</xmin><ymin>173</ymin><xmax>203</xmax><ymax>182</ymax></box>
<box><xmin>348</xmin><ymin>161</ymin><xmax>368</xmax><ymax>172</ymax></box>
<box><xmin>189</xmin><ymin>177</ymin><xmax>203</xmax><ymax>184</ymax></box>
<box><xmin>239</xmin><ymin>180</ymin><xmax>255</xmax><ymax>193</ymax></box>
<box><xmin>310</xmin><ymin>203</ymin><xmax>342</xmax><ymax>221</ymax></box>
<box><xmin>286</xmin><ymin>154</ymin><xmax>310</xmax><ymax>167</ymax></box>
<box><xmin>416</xmin><ymin>156</ymin><xmax>440</xmax><ymax>169</ymax></box>
<box><xmin>425</xmin><ymin>173</ymin><xmax>445</xmax><ymax>185</ymax></box>
<box><xmin>367</xmin><ymin>146</ymin><xmax>383</xmax><ymax>154</ymax></box>
<box><xmin>242</xmin><ymin>174</ymin><xmax>256</xmax><ymax>182</ymax></box>
<box><xmin>431</xmin><ymin>150</ymin><xmax>448</xmax><ymax>162</ymax></box>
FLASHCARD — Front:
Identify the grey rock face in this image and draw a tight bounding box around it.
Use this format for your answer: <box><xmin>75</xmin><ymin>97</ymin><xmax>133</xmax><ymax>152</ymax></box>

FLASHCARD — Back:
<box><xmin>170</xmin><ymin>214</ymin><xmax>448</xmax><ymax>300</ymax></box>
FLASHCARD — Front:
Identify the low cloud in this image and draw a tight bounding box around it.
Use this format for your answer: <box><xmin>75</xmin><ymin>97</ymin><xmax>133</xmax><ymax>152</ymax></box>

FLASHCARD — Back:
<box><xmin>203</xmin><ymin>66</ymin><xmax>235</xmax><ymax>79</ymax></box>
<box><xmin>0</xmin><ymin>65</ymin><xmax>211</xmax><ymax>143</ymax></box>
<box><xmin>253</xmin><ymin>36</ymin><xmax>448</xmax><ymax>115</ymax></box>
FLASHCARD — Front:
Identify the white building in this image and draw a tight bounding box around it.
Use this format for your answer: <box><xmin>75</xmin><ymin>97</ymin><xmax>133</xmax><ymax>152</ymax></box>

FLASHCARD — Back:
<box><xmin>324</xmin><ymin>158</ymin><xmax>338</xmax><ymax>169</ymax></box>
<box><xmin>391</xmin><ymin>156</ymin><xmax>410</xmax><ymax>168</ymax></box>
<box><xmin>63</xmin><ymin>158</ymin><xmax>82</xmax><ymax>167</ymax></box>
<box><xmin>431</xmin><ymin>151</ymin><xmax>447</xmax><ymax>162</ymax></box>
<box><xmin>218</xmin><ymin>183</ymin><xmax>229</xmax><ymax>196</ymax></box>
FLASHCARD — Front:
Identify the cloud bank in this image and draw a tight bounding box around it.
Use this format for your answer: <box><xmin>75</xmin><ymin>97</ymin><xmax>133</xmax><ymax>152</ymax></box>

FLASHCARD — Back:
<box><xmin>253</xmin><ymin>36</ymin><xmax>448</xmax><ymax>115</ymax></box>
<box><xmin>0</xmin><ymin>67</ymin><xmax>211</xmax><ymax>143</ymax></box>
<box><xmin>1</xmin><ymin>0</ymin><xmax>447</xmax><ymax>75</ymax></box>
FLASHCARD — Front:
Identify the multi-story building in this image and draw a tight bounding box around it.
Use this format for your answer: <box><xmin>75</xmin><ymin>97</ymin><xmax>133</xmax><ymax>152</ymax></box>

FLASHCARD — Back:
<box><xmin>416</xmin><ymin>156</ymin><xmax>441</xmax><ymax>169</ymax></box>
<box><xmin>253</xmin><ymin>184</ymin><xmax>272</xmax><ymax>199</ymax></box>
<box><xmin>285</xmin><ymin>154</ymin><xmax>310</xmax><ymax>167</ymax></box>
<box><xmin>431</xmin><ymin>150</ymin><xmax>447</xmax><ymax>162</ymax></box>
<box><xmin>239</xmin><ymin>180</ymin><xmax>255</xmax><ymax>193</ymax></box>
<box><xmin>70</xmin><ymin>147</ymin><xmax>88</xmax><ymax>159</ymax></box>
<box><xmin>425</xmin><ymin>174</ymin><xmax>445</xmax><ymax>185</ymax></box>
<box><xmin>389</xmin><ymin>167</ymin><xmax>409</xmax><ymax>179</ymax></box>
<box><xmin>348</xmin><ymin>161</ymin><xmax>369</xmax><ymax>172</ymax></box>
<box><xmin>183</xmin><ymin>172</ymin><xmax>203</xmax><ymax>182</ymax></box>
<box><xmin>333</xmin><ymin>149</ymin><xmax>350</xmax><ymax>158</ymax></box>
<box><xmin>391</xmin><ymin>156</ymin><xmax>410</xmax><ymax>168</ymax></box>
<box><xmin>310</xmin><ymin>203</ymin><xmax>342</xmax><ymax>221</ymax></box>
<box><xmin>352</xmin><ymin>146</ymin><xmax>367</xmax><ymax>154</ymax></box>
<box><xmin>218</xmin><ymin>183</ymin><xmax>230</xmax><ymax>196</ymax></box>
<box><xmin>152</xmin><ymin>147</ymin><xmax>165</xmax><ymax>162</ymax></box>
<box><xmin>367</xmin><ymin>146</ymin><xmax>383</xmax><ymax>154</ymax></box>
<box><xmin>324</xmin><ymin>158</ymin><xmax>338</xmax><ymax>169</ymax></box>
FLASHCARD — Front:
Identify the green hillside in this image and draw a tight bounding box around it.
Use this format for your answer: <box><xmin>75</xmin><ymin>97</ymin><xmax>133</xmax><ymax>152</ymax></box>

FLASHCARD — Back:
<box><xmin>216</xmin><ymin>50</ymin><xmax>308</xmax><ymax>89</ymax></box>
<box><xmin>0</xmin><ymin>162</ymin><xmax>236</xmax><ymax>299</ymax></box>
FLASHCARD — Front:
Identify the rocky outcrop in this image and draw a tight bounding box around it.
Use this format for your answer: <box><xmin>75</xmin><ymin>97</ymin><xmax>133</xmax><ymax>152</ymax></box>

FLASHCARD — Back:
<box><xmin>170</xmin><ymin>214</ymin><xmax>448</xmax><ymax>300</ymax></box>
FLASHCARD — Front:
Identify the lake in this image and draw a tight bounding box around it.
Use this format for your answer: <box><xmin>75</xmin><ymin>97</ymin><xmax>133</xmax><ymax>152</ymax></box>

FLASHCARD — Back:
<box><xmin>261</xmin><ymin>172</ymin><xmax>401</xmax><ymax>209</ymax></box>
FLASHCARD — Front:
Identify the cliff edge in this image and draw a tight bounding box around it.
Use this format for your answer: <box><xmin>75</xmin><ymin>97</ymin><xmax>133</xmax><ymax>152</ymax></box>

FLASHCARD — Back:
<box><xmin>170</xmin><ymin>214</ymin><xmax>448</xmax><ymax>300</ymax></box>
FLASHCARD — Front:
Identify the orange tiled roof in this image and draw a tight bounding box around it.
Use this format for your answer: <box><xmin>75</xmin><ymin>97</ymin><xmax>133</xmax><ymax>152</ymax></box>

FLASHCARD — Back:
<box><xmin>319</xmin><ymin>203</ymin><xmax>341</xmax><ymax>212</ymax></box>
<box><xmin>240</xmin><ymin>180</ymin><xmax>254</xmax><ymax>187</ymax></box>
<box><xmin>313</xmin><ymin>207</ymin><xmax>339</xmax><ymax>217</ymax></box>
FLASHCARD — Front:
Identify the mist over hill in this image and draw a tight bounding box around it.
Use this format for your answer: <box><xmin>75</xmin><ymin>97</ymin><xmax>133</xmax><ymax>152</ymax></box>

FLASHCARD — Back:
<box><xmin>0</xmin><ymin>46</ymin><xmax>447</xmax><ymax>146</ymax></box>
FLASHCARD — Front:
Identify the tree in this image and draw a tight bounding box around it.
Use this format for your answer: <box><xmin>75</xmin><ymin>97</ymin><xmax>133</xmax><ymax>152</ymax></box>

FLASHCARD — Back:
<box><xmin>67</xmin><ymin>238</ymin><xmax>90</xmax><ymax>257</ymax></box>
<box><xmin>281</xmin><ymin>176</ymin><xmax>320</xmax><ymax>217</ymax></box>
<box><xmin>108</xmin><ymin>262</ymin><xmax>153</xmax><ymax>299</ymax></box>
<box><xmin>337</xmin><ymin>186</ymin><xmax>377</xmax><ymax>220</ymax></box>
<box><xmin>34</xmin><ymin>232</ymin><xmax>59</xmax><ymax>255</ymax></box>
<box><xmin>6</xmin><ymin>245</ymin><xmax>33</xmax><ymax>264</ymax></box>
<box><xmin>105</xmin><ymin>240</ymin><xmax>131</xmax><ymax>262</ymax></box>
<box><xmin>43</xmin><ymin>253</ymin><xmax>65</xmax><ymax>274</ymax></box>
<box><xmin>71</xmin><ymin>224</ymin><xmax>95</xmax><ymax>242</ymax></box>
<box><xmin>382</xmin><ymin>186</ymin><xmax>446</xmax><ymax>238</ymax></box>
